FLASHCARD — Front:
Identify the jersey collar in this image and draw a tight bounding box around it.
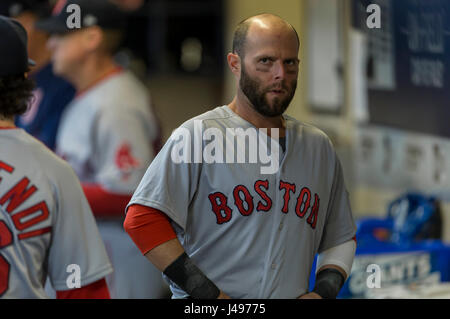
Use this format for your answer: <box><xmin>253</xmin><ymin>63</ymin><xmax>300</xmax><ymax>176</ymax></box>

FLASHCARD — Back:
<box><xmin>75</xmin><ymin>66</ymin><xmax>124</xmax><ymax>99</ymax></box>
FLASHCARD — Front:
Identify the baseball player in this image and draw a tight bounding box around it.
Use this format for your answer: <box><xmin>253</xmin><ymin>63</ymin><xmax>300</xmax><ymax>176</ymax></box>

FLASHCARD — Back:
<box><xmin>124</xmin><ymin>14</ymin><xmax>357</xmax><ymax>299</ymax></box>
<box><xmin>3</xmin><ymin>0</ymin><xmax>75</xmax><ymax>150</ymax></box>
<box><xmin>35</xmin><ymin>0</ymin><xmax>166</xmax><ymax>298</ymax></box>
<box><xmin>0</xmin><ymin>15</ymin><xmax>112</xmax><ymax>298</ymax></box>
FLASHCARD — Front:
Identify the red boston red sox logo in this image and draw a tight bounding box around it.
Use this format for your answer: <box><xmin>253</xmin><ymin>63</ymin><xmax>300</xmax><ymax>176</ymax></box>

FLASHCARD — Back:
<box><xmin>115</xmin><ymin>143</ymin><xmax>141</xmax><ymax>181</ymax></box>
<box><xmin>208</xmin><ymin>179</ymin><xmax>320</xmax><ymax>229</ymax></box>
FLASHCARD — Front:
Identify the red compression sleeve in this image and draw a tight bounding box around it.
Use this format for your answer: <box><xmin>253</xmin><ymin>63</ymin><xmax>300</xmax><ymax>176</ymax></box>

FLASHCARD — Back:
<box><xmin>56</xmin><ymin>278</ymin><xmax>110</xmax><ymax>299</ymax></box>
<box><xmin>123</xmin><ymin>204</ymin><xmax>177</xmax><ymax>255</ymax></box>
<box><xmin>82</xmin><ymin>183</ymin><xmax>132</xmax><ymax>218</ymax></box>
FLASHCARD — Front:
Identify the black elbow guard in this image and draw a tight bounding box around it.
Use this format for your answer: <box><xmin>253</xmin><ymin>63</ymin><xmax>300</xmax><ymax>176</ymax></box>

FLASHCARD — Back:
<box><xmin>312</xmin><ymin>268</ymin><xmax>345</xmax><ymax>299</ymax></box>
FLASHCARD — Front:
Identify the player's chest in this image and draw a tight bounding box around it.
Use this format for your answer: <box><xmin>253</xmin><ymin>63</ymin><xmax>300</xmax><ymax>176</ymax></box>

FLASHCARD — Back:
<box><xmin>198</xmin><ymin>160</ymin><xmax>333</xmax><ymax>231</ymax></box>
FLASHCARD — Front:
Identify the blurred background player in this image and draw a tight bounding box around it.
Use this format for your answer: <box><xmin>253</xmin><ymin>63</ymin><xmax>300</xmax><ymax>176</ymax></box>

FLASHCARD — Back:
<box><xmin>35</xmin><ymin>0</ymin><xmax>167</xmax><ymax>298</ymax></box>
<box><xmin>0</xmin><ymin>15</ymin><xmax>112</xmax><ymax>298</ymax></box>
<box><xmin>1</xmin><ymin>0</ymin><xmax>75</xmax><ymax>150</ymax></box>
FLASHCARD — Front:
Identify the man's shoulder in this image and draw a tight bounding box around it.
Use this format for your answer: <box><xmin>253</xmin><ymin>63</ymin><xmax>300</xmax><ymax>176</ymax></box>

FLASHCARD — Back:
<box><xmin>179</xmin><ymin>105</ymin><xmax>232</xmax><ymax>129</ymax></box>
<box><xmin>286</xmin><ymin>115</ymin><xmax>331</xmax><ymax>141</ymax></box>
<box><xmin>9</xmin><ymin>130</ymin><xmax>79</xmax><ymax>181</ymax></box>
<box><xmin>78</xmin><ymin>70</ymin><xmax>151</xmax><ymax>113</ymax></box>
<box><xmin>285</xmin><ymin>115</ymin><xmax>337</xmax><ymax>156</ymax></box>
<box><xmin>112</xmin><ymin>69</ymin><xmax>149</xmax><ymax>93</ymax></box>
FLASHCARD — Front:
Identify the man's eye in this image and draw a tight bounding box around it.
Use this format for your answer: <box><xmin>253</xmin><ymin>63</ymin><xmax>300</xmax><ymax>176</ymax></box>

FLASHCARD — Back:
<box><xmin>260</xmin><ymin>58</ymin><xmax>271</xmax><ymax>64</ymax></box>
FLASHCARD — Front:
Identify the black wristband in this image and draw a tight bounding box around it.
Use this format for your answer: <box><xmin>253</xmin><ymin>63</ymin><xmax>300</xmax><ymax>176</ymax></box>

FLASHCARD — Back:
<box><xmin>163</xmin><ymin>252</ymin><xmax>220</xmax><ymax>299</ymax></box>
<box><xmin>312</xmin><ymin>268</ymin><xmax>345</xmax><ymax>299</ymax></box>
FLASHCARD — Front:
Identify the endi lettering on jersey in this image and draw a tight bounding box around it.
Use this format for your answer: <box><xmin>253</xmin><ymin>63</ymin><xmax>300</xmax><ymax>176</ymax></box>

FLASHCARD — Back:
<box><xmin>208</xmin><ymin>179</ymin><xmax>320</xmax><ymax>229</ymax></box>
<box><xmin>0</xmin><ymin>161</ymin><xmax>51</xmax><ymax>240</ymax></box>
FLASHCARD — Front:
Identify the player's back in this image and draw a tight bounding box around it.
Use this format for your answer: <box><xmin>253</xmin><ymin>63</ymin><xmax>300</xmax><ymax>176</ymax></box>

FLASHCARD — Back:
<box><xmin>0</xmin><ymin>128</ymin><xmax>67</xmax><ymax>297</ymax></box>
<box><xmin>0</xmin><ymin>128</ymin><xmax>110</xmax><ymax>298</ymax></box>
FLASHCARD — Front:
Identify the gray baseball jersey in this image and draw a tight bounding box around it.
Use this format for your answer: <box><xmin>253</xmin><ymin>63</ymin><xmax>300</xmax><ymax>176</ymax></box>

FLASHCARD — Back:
<box><xmin>55</xmin><ymin>69</ymin><xmax>167</xmax><ymax>299</ymax></box>
<box><xmin>127</xmin><ymin>105</ymin><xmax>356</xmax><ymax>299</ymax></box>
<box><xmin>0</xmin><ymin>128</ymin><xmax>113</xmax><ymax>298</ymax></box>
<box><xmin>56</xmin><ymin>69</ymin><xmax>160</xmax><ymax>194</ymax></box>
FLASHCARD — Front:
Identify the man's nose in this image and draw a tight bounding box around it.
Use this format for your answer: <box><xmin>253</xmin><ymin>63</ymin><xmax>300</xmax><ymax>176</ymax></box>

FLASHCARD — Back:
<box><xmin>273</xmin><ymin>61</ymin><xmax>286</xmax><ymax>81</ymax></box>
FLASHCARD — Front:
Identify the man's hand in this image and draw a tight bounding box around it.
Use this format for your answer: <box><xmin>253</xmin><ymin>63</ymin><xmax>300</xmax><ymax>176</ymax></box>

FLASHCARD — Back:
<box><xmin>298</xmin><ymin>292</ymin><xmax>322</xmax><ymax>299</ymax></box>
<box><xmin>218</xmin><ymin>291</ymin><xmax>231</xmax><ymax>299</ymax></box>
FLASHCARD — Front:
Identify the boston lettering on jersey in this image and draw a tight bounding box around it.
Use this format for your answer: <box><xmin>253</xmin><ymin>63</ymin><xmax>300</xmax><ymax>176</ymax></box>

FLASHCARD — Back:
<box><xmin>0</xmin><ymin>160</ymin><xmax>51</xmax><ymax>240</ymax></box>
<box><xmin>208</xmin><ymin>179</ymin><xmax>320</xmax><ymax>229</ymax></box>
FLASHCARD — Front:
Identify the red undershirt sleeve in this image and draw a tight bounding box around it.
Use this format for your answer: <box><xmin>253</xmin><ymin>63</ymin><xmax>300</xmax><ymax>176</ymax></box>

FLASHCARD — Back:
<box><xmin>56</xmin><ymin>278</ymin><xmax>110</xmax><ymax>299</ymax></box>
<box><xmin>82</xmin><ymin>183</ymin><xmax>132</xmax><ymax>218</ymax></box>
<box><xmin>123</xmin><ymin>204</ymin><xmax>177</xmax><ymax>255</ymax></box>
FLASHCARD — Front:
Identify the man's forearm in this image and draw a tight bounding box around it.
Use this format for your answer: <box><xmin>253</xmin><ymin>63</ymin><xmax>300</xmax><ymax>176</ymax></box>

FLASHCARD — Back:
<box><xmin>308</xmin><ymin>239</ymin><xmax>356</xmax><ymax>299</ymax></box>
<box><xmin>144</xmin><ymin>237</ymin><xmax>185</xmax><ymax>271</ymax></box>
<box><xmin>125</xmin><ymin>205</ymin><xmax>228</xmax><ymax>298</ymax></box>
<box><xmin>317</xmin><ymin>264</ymin><xmax>347</xmax><ymax>280</ymax></box>
<box><xmin>299</xmin><ymin>265</ymin><xmax>346</xmax><ymax>299</ymax></box>
<box><xmin>145</xmin><ymin>238</ymin><xmax>230</xmax><ymax>299</ymax></box>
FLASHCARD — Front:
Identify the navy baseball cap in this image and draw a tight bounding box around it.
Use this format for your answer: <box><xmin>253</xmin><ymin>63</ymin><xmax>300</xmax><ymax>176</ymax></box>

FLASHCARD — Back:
<box><xmin>0</xmin><ymin>15</ymin><xmax>35</xmax><ymax>77</ymax></box>
<box><xmin>5</xmin><ymin>0</ymin><xmax>52</xmax><ymax>18</ymax></box>
<box><xmin>35</xmin><ymin>0</ymin><xmax>127</xmax><ymax>34</ymax></box>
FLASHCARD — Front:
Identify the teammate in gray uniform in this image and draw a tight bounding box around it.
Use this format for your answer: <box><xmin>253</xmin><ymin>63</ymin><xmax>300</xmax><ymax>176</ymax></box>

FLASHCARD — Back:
<box><xmin>36</xmin><ymin>0</ymin><xmax>167</xmax><ymax>298</ymax></box>
<box><xmin>125</xmin><ymin>14</ymin><xmax>357</xmax><ymax>299</ymax></box>
<box><xmin>0</xmin><ymin>15</ymin><xmax>112</xmax><ymax>299</ymax></box>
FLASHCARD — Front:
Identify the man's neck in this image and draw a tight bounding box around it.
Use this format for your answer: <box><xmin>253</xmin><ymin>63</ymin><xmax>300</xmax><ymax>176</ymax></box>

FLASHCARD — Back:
<box><xmin>71</xmin><ymin>55</ymin><xmax>120</xmax><ymax>93</ymax></box>
<box><xmin>0</xmin><ymin>118</ymin><xmax>15</xmax><ymax>128</ymax></box>
<box><xmin>228</xmin><ymin>91</ymin><xmax>286</xmax><ymax>137</ymax></box>
<box><xmin>29</xmin><ymin>43</ymin><xmax>52</xmax><ymax>74</ymax></box>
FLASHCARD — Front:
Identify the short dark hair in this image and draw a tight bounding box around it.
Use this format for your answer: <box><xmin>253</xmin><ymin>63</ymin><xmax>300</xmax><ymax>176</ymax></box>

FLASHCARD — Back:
<box><xmin>232</xmin><ymin>15</ymin><xmax>300</xmax><ymax>58</ymax></box>
<box><xmin>100</xmin><ymin>29</ymin><xmax>125</xmax><ymax>55</ymax></box>
<box><xmin>232</xmin><ymin>18</ymin><xmax>252</xmax><ymax>57</ymax></box>
<box><xmin>0</xmin><ymin>74</ymin><xmax>35</xmax><ymax>119</ymax></box>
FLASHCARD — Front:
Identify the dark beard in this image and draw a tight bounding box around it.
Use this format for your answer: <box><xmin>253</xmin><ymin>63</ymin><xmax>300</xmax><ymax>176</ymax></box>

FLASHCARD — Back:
<box><xmin>239</xmin><ymin>64</ymin><xmax>297</xmax><ymax>117</ymax></box>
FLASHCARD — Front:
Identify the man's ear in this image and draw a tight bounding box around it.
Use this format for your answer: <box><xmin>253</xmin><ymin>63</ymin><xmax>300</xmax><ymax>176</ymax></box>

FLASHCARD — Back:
<box><xmin>227</xmin><ymin>52</ymin><xmax>241</xmax><ymax>77</ymax></box>
<box><xmin>83</xmin><ymin>26</ymin><xmax>103</xmax><ymax>51</ymax></box>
